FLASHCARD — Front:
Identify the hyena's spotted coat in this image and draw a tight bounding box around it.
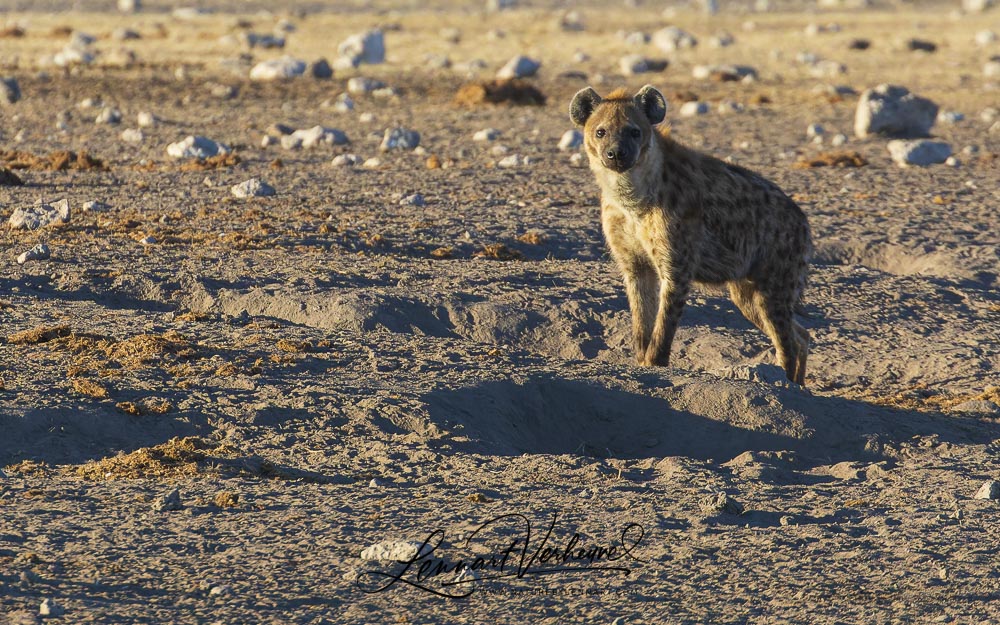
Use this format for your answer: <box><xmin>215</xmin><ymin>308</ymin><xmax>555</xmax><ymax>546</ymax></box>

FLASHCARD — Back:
<box><xmin>570</xmin><ymin>85</ymin><xmax>812</xmax><ymax>384</ymax></box>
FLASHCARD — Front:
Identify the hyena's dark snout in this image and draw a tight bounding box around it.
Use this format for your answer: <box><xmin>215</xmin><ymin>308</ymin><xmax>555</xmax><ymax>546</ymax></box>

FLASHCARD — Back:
<box><xmin>603</xmin><ymin>143</ymin><xmax>637</xmax><ymax>172</ymax></box>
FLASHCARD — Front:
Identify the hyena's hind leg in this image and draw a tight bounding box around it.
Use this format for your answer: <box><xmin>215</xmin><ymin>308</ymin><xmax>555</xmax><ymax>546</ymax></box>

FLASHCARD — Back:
<box><xmin>728</xmin><ymin>280</ymin><xmax>808</xmax><ymax>385</ymax></box>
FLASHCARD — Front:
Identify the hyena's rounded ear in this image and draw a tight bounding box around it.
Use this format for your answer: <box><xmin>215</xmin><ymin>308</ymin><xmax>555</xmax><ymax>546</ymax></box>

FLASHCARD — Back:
<box><xmin>634</xmin><ymin>85</ymin><xmax>667</xmax><ymax>125</ymax></box>
<box><xmin>569</xmin><ymin>87</ymin><xmax>602</xmax><ymax>127</ymax></box>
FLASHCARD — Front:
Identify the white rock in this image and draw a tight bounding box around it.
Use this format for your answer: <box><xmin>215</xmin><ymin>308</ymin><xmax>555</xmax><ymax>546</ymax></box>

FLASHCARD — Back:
<box><xmin>984</xmin><ymin>60</ymin><xmax>1000</xmax><ymax>78</ymax></box>
<box><xmin>113</xmin><ymin>27</ymin><xmax>141</xmax><ymax>41</ymax></box>
<box><xmin>380</xmin><ymin>127</ymin><xmax>420</xmax><ymax>151</ymax></box>
<box><xmin>9</xmin><ymin>199</ymin><xmax>70</xmax><ymax>230</ymax></box>
<box><xmin>153</xmin><ymin>487</ymin><xmax>182</xmax><ymax>511</ymax></box>
<box><xmin>497</xmin><ymin>55</ymin><xmax>540</xmax><ymax>79</ymax></box>
<box><xmin>709</xmin><ymin>31</ymin><xmax>735</xmax><ymax>47</ymax></box>
<box><xmin>854</xmin><ymin>84</ymin><xmax>939</xmax><ymax>138</ymax></box>
<box><xmin>231</xmin><ymin>178</ymin><xmax>276</xmax><ymax>198</ymax></box>
<box><xmin>83</xmin><ymin>201</ymin><xmax>110</xmax><ymax>212</ymax></box>
<box><xmin>241</xmin><ymin>32</ymin><xmax>285</xmax><ymax>49</ymax></box>
<box><xmin>54</xmin><ymin>45</ymin><xmax>95</xmax><ymax>67</ymax></box>
<box><xmin>809</xmin><ymin>60</ymin><xmax>846</xmax><ymax>78</ymax></box>
<box><xmin>975</xmin><ymin>30</ymin><xmax>998</xmax><ymax>46</ymax></box>
<box><xmin>974</xmin><ymin>480</ymin><xmax>1000</xmax><ymax>499</ymax></box>
<box><xmin>167</xmin><ymin>135</ymin><xmax>230</xmax><ymax>159</ymax></box>
<box><xmin>118</xmin><ymin>0</ymin><xmax>140</xmax><ymax>11</ymax></box>
<box><xmin>1</xmin><ymin>76</ymin><xmax>21</xmax><ymax>106</ymax></box>
<box><xmin>338</xmin><ymin>29</ymin><xmax>385</xmax><ymax>65</ymax></box>
<box><xmin>621</xmin><ymin>31</ymin><xmax>649</xmax><ymax>47</ymax></box>
<box><xmin>487</xmin><ymin>0</ymin><xmax>517</xmax><ymax>10</ymax></box>
<box><xmin>17</xmin><ymin>243</ymin><xmax>50</xmax><ymax>265</ymax></box>
<box><xmin>120</xmin><ymin>128</ymin><xmax>143</xmax><ymax>143</ymax></box>
<box><xmin>249</xmin><ymin>56</ymin><xmax>306</xmax><ymax>81</ymax></box>
<box><xmin>95</xmin><ymin>107</ymin><xmax>122</xmax><ymax>124</ymax></box>
<box><xmin>830</xmin><ymin>133</ymin><xmax>848</xmax><ymax>146</ymax></box>
<box><xmin>620</xmin><ymin>55</ymin><xmax>667</xmax><ymax>75</ymax></box>
<box><xmin>558</xmin><ymin>129</ymin><xmax>583</xmax><ymax>151</ymax></box>
<box><xmin>137</xmin><ymin>111</ymin><xmax>156</xmax><ymax>127</ymax></box>
<box><xmin>140</xmin><ymin>235</ymin><xmax>157</xmax><ymax>245</ymax></box>
<box><xmin>331</xmin><ymin>154</ymin><xmax>362</xmax><ymax>167</ymax></box>
<box><xmin>497</xmin><ymin>154</ymin><xmax>521</xmax><ymax>168</ymax></box>
<box><xmin>329</xmin><ymin>93</ymin><xmax>354</xmax><ymax>113</ymax></box>
<box><xmin>347</xmin><ymin>76</ymin><xmax>385</xmax><ymax>95</ymax></box>
<box><xmin>361</xmin><ymin>540</ymin><xmax>428</xmax><ymax>561</ymax></box>
<box><xmin>400</xmin><ymin>193</ymin><xmax>426</xmax><ymax>206</ymax></box>
<box><xmin>569</xmin><ymin>152</ymin><xmax>585</xmax><ymax>166</ymax></box>
<box><xmin>692</xmin><ymin>64</ymin><xmax>757</xmax><ymax>81</ymax></box>
<box><xmin>473</xmin><ymin>128</ymin><xmax>500</xmax><ymax>142</ymax></box>
<box><xmin>362</xmin><ymin>157</ymin><xmax>381</xmax><ymax>169</ymax></box>
<box><xmin>963</xmin><ymin>0</ymin><xmax>995</xmax><ymax>13</ymax></box>
<box><xmin>887</xmin><ymin>140</ymin><xmax>952</xmax><ymax>166</ymax></box>
<box><xmin>983</xmin><ymin>107</ymin><xmax>999</xmax><ymax>122</ymax></box>
<box><xmin>807</xmin><ymin>123</ymin><xmax>825</xmax><ymax>137</ymax></box>
<box><xmin>172</xmin><ymin>7</ymin><xmax>209</xmax><ymax>18</ymax></box>
<box><xmin>652</xmin><ymin>26</ymin><xmax>698</xmax><ymax>52</ymax></box>
<box><xmin>938</xmin><ymin>111</ymin><xmax>964</xmax><ymax>124</ymax></box>
<box><xmin>717</xmin><ymin>101</ymin><xmax>744</xmax><ymax>114</ymax></box>
<box><xmin>39</xmin><ymin>599</ymin><xmax>63</xmax><ymax>617</ymax></box>
<box><xmin>359</xmin><ymin>112</ymin><xmax>376</xmax><ymax>124</ymax></box>
<box><xmin>679</xmin><ymin>101</ymin><xmax>710</xmax><ymax>116</ymax></box>
<box><xmin>281</xmin><ymin>126</ymin><xmax>349</xmax><ymax>150</ymax></box>
<box><xmin>945</xmin><ymin>156</ymin><xmax>961</xmax><ymax>167</ymax></box>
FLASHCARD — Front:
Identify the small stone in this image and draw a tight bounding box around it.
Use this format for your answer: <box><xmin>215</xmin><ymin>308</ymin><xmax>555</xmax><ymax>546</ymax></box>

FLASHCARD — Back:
<box><xmin>569</xmin><ymin>152</ymin><xmax>584</xmax><ymax>166</ymax></box>
<box><xmin>807</xmin><ymin>123</ymin><xmax>825</xmax><ymax>137</ymax></box>
<box><xmin>281</xmin><ymin>126</ymin><xmax>349</xmax><ymax>150</ymax></box>
<box><xmin>362</xmin><ymin>157</ymin><xmax>381</xmax><ymax>169</ymax></box>
<box><xmin>953</xmin><ymin>400</ymin><xmax>1000</xmax><ymax>414</ymax></box>
<box><xmin>118</xmin><ymin>0</ymin><xmax>141</xmax><ymax>12</ymax></box>
<box><xmin>249</xmin><ymin>56</ymin><xmax>306</xmax><ymax>81</ymax></box>
<box><xmin>83</xmin><ymin>201</ymin><xmax>109</xmax><ymax>212</ymax></box>
<box><xmin>309</xmin><ymin>58</ymin><xmax>333</xmax><ymax>79</ymax></box>
<box><xmin>369</xmin><ymin>478</ymin><xmax>382</xmax><ymax>488</ymax></box>
<box><xmin>330</xmin><ymin>93</ymin><xmax>354</xmax><ymax>113</ymax></box>
<box><xmin>963</xmin><ymin>0</ymin><xmax>995</xmax><ymax>13</ymax></box>
<box><xmin>39</xmin><ymin>599</ymin><xmax>63</xmax><ymax>617</ymax></box>
<box><xmin>400</xmin><ymin>193</ymin><xmax>426</xmax><ymax>206</ymax></box>
<box><xmin>338</xmin><ymin>29</ymin><xmax>385</xmax><ymax>66</ymax></box>
<box><xmin>9</xmin><ymin>199</ymin><xmax>70</xmax><ymax>230</ymax></box>
<box><xmin>166</xmin><ymin>136</ymin><xmax>230</xmax><ymax>159</ymax></box>
<box><xmin>17</xmin><ymin>244</ymin><xmax>50</xmax><ymax>265</ymax></box>
<box><xmin>139</xmin><ymin>235</ymin><xmax>157</xmax><ymax>245</ymax></box>
<box><xmin>208</xmin><ymin>585</ymin><xmax>231</xmax><ymax>596</ymax></box>
<box><xmin>231</xmin><ymin>178</ymin><xmax>276</xmax><ymax>198</ymax></box>
<box><xmin>347</xmin><ymin>76</ymin><xmax>385</xmax><ymax>95</ymax></box>
<box><xmin>945</xmin><ymin>156</ymin><xmax>960</xmax><ymax>167</ymax></box>
<box><xmin>938</xmin><ymin>111</ymin><xmax>964</xmax><ymax>124</ymax></box>
<box><xmin>709</xmin><ymin>31</ymin><xmax>735</xmax><ymax>47</ymax></box>
<box><xmin>440</xmin><ymin>27</ymin><xmax>462</xmax><ymax>43</ymax></box>
<box><xmin>699</xmin><ymin>492</ymin><xmax>744</xmax><ymax>515</ymax></box>
<box><xmin>1</xmin><ymin>76</ymin><xmax>21</xmax><ymax>106</ymax></box>
<box><xmin>621</xmin><ymin>31</ymin><xmax>648</xmax><ymax>47</ymax></box>
<box><xmin>154</xmin><ymin>488</ymin><xmax>182</xmax><ymax>511</ymax></box>
<box><xmin>652</xmin><ymin>26</ymin><xmax>697</xmax><ymax>52</ymax></box>
<box><xmin>619</xmin><ymin>55</ymin><xmax>668</xmax><ymax>75</ymax></box>
<box><xmin>974</xmin><ymin>480</ymin><xmax>1000</xmax><ymax>500</ymax></box>
<box><xmin>558</xmin><ymin>129</ymin><xmax>583</xmax><ymax>151</ymax></box>
<box><xmin>984</xmin><ymin>60</ymin><xmax>1000</xmax><ymax>79</ymax></box>
<box><xmin>975</xmin><ymin>30</ymin><xmax>998</xmax><ymax>46</ymax></box>
<box><xmin>361</xmin><ymin>540</ymin><xmax>427</xmax><ymax>561</ymax></box>
<box><xmin>497</xmin><ymin>154</ymin><xmax>520</xmax><ymax>168</ymax></box>
<box><xmin>137</xmin><ymin>111</ymin><xmax>156</xmax><ymax>127</ymax></box>
<box><xmin>120</xmin><ymin>128</ymin><xmax>143</xmax><ymax>143</ymax></box>
<box><xmin>95</xmin><ymin>107</ymin><xmax>122</xmax><ymax>124</ymax></box>
<box><xmin>906</xmin><ymin>38</ymin><xmax>937</xmax><ymax>53</ymax></box>
<box><xmin>887</xmin><ymin>139</ymin><xmax>952</xmax><ymax>167</ymax></box>
<box><xmin>112</xmin><ymin>27</ymin><xmax>141</xmax><ymax>41</ymax></box>
<box><xmin>497</xmin><ymin>55</ymin><xmax>541</xmax><ymax>79</ymax></box>
<box><xmin>240</xmin><ymin>32</ymin><xmax>285</xmax><ymax>49</ymax></box>
<box><xmin>380</xmin><ymin>127</ymin><xmax>420</xmax><ymax>151</ymax></box>
<box><xmin>717</xmin><ymin>101</ymin><xmax>744</xmax><ymax>114</ymax></box>
<box><xmin>679</xmin><ymin>101</ymin><xmax>710</xmax><ymax>116</ymax></box>
<box><xmin>331</xmin><ymin>154</ymin><xmax>362</xmax><ymax>167</ymax></box>
<box><xmin>830</xmin><ymin>133</ymin><xmax>848</xmax><ymax>146</ymax></box>
<box><xmin>473</xmin><ymin>128</ymin><xmax>501</xmax><ymax>142</ymax></box>
<box><xmin>692</xmin><ymin>64</ymin><xmax>757</xmax><ymax>81</ymax></box>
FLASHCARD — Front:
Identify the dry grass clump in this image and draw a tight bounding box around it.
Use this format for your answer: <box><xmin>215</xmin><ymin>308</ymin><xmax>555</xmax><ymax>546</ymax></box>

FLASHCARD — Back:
<box><xmin>276</xmin><ymin>339</ymin><xmax>312</xmax><ymax>353</ymax></box>
<box><xmin>72</xmin><ymin>378</ymin><xmax>109</xmax><ymax>398</ymax></box>
<box><xmin>102</xmin><ymin>331</ymin><xmax>197</xmax><ymax>368</ymax></box>
<box><xmin>454</xmin><ymin>79</ymin><xmax>546</xmax><ymax>107</ymax></box>
<box><xmin>73</xmin><ymin>437</ymin><xmax>237</xmax><ymax>480</ymax></box>
<box><xmin>214</xmin><ymin>492</ymin><xmax>240</xmax><ymax>508</ymax></box>
<box><xmin>430</xmin><ymin>246</ymin><xmax>454</xmax><ymax>259</ymax></box>
<box><xmin>3</xmin><ymin>460</ymin><xmax>51</xmax><ymax>477</ymax></box>
<box><xmin>473</xmin><ymin>243</ymin><xmax>522</xmax><ymax>261</ymax></box>
<box><xmin>516</xmin><ymin>231</ymin><xmax>546</xmax><ymax>245</ymax></box>
<box><xmin>0</xmin><ymin>149</ymin><xmax>106</xmax><ymax>171</ymax></box>
<box><xmin>7</xmin><ymin>325</ymin><xmax>72</xmax><ymax>345</ymax></box>
<box><xmin>858</xmin><ymin>385</ymin><xmax>1000</xmax><ymax>413</ymax></box>
<box><xmin>793</xmin><ymin>151</ymin><xmax>868</xmax><ymax>169</ymax></box>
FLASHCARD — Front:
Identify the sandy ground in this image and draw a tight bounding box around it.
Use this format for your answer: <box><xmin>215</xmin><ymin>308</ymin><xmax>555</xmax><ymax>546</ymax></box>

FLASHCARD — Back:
<box><xmin>1</xmin><ymin>1</ymin><xmax>1000</xmax><ymax>623</ymax></box>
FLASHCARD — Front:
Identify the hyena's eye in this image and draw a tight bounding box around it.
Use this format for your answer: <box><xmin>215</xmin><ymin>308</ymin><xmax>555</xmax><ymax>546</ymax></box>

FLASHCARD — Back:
<box><xmin>628</xmin><ymin>127</ymin><xmax>641</xmax><ymax>138</ymax></box>
<box><xmin>595</xmin><ymin>128</ymin><xmax>606</xmax><ymax>138</ymax></box>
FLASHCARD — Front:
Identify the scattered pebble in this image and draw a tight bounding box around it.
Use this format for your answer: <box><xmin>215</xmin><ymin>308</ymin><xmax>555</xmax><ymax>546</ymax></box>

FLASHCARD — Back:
<box><xmin>249</xmin><ymin>56</ymin><xmax>306</xmax><ymax>81</ymax></box>
<box><xmin>281</xmin><ymin>126</ymin><xmax>349</xmax><ymax>150</ymax></box>
<box><xmin>497</xmin><ymin>154</ymin><xmax>521</xmax><ymax>168</ymax></box>
<box><xmin>331</xmin><ymin>154</ymin><xmax>362</xmax><ymax>167</ymax></box>
<box><xmin>974</xmin><ymin>480</ymin><xmax>1000</xmax><ymax>500</ymax></box>
<box><xmin>9</xmin><ymin>199</ymin><xmax>70</xmax><ymax>230</ymax></box>
<box><xmin>140</xmin><ymin>235</ymin><xmax>157</xmax><ymax>245</ymax></box>
<box><xmin>984</xmin><ymin>59</ymin><xmax>1000</xmax><ymax>78</ymax></box>
<box><xmin>17</xmin><ymin>243</ymin><xmax>50</xmax><ymax>265</ymax></box>
<box><xmin>497</xmin><ymin>55</ymin><xmax>541</xmax><ymax>79</ymax></box>
<box><xmin>338</xmin><ymin>29</ymin><xmax>385</xmax><ymax>67</ymax></box>
<box><xmin>709</xmin><ymin>31</ymin><xmax>735</xmax><ymax>47</ymax></box>
<box><xmin>380</xmin><ymin>127</ymin><xmax>420</xmax><ymax>151</ymax></box>
<box><xmin>717</xmin><ymin>101</ymin><xmax>744</xmax><ymax>114</ymax></box>
<box><xmin>231</xmin><ymin>178</ymin><xmax>276</xmax><ymax>198</ymax></box>
<box><xmin>692</xmin><ymin>64</ymin><xmax>757</xmax><ymax>81</ymax></box>
<box><xmin>154</xmin><ymin>488</ymin><xmax>182</xmax><ymax>511</ymax></box>
<box><xmin>569</xmin><ymin>152</ymin><xmax>585</xmax><ymax>166</ymax></box>
<box><xmin>83</xmin><ymin>201</ymin><xmax>110</xmax><ymax>212</ymax></box>
<box><xmin>854</xmin><ymin>84</ymin><xmax>939</xmax><ymax>138</ymax></box>
<box><xmin>619</xmin><ymin>55</ymin><xmax>669</xmax><ymax>75</ymax></box>
<box><xmin>208</xmin><ymin>585</ymin><xmax>231</xmax><ymax>596</ymax></box>
<box><xmin>166</xmin><ymin>135</ymin><xmax>230</xmax><ymax>159</ymax></box>
<box><xmin>120</xmin><ymin>128</ymin><xmax>143</xmax><ymax>143</ymax></box>
<box><xmin>137</xmin><ymin>111</ymin><xmax>156</xmax><ymax>127</ymax></box>
<box><xmin>39</xmin><ymin>599</ymin><xmax>63</xmax><ymax>617</ymax></box>
<box><xmin>362</xmin><ymin>157</ymin><xmax>381</xmax><ymax>169</ymax></box>
<box><xmin>807</xmin><ymin>123</ymin><xmax>825</xmax><ymax>138</ymax></box>
<box><xmin>360</xmin><ymin>540</ymin><xmax>426</xmax><ymax>561</ymax></box>
<box><xmin>1</xmin><ymin>76</ymin><xmax>21</xmax><ymax>106</ymax></box>
<box><xmin>558</xmin><ymin>129</ymin><xmax>583</xmax><ymax>151</ymax></box>
<box><xmin>95</xmin><ymin>107</ymin><xmax>122</xmax><ymax>124</ymax></box>
<box><xmin>679</xmin><ymin>101</ymin><xmax>710</xmax><ymax>116</ymax></box>
<box><xmin>347</xmin><ymin>76</ymin><xmax>385</xmax><ymax>95</ymax></box>
<box><xmin>652</xmin><ymin>26</ymin><xmax>698</xmax><ymax>52</ymax></box>
<box><xmin>975</xmin><ymin>30</ymin><xmax>998</xmax><ymax>46</ymax></box>
<box><xmin>945</xmin><ymin>156</ymin><xmax>960</xmax><ymax>167</ymax></box>
<box><xmin>399</xmin><ymin>193</ymin><xmax>426</xmax><ymax>206</ymax></box>
<box><xmin>887</xmin><ymin>139</ymin><xmax>952</xmax><ymax>167</ymax></box>
<box><xmin>830</xmin><ymin>133</ymin><xmax>848</xmax><ymax>146</ymax></box>
<box><xmin>309</xmin><ymin>58</ymin><xmax>333</xmax><ymax>79</ymax></box>
<box><xmin>473</xmin><ymin>128</ymin><xmax>501</xmax><ymax>142</ymax></box>
<box><xmin>906</xmin><ymin>38</ymin><xmax>937</xmax><ymax>53</ymax></box>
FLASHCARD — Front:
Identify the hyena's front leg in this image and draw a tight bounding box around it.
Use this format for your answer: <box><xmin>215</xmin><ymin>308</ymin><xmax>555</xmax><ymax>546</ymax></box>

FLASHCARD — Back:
<box><xmin>643</xmin><ymin>273</ymin><xmax>690</xmax><ymax>367</ymax></box>
<box><xmin>643</xmin><ymin>225</ymin><xmax>696</xmax><ymax>367</ymax></box>
<box><xmin>620</xmin><ymin>261</ymin><xmax>658</xmax><ymax>361</ymax></box>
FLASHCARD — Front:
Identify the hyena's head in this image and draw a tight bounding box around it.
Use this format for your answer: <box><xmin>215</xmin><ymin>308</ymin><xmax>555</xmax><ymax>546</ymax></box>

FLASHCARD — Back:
<box><xmin>569</xmin><ymin>85</ymin><xmax>667</xmax><ymax>174</ymax></box>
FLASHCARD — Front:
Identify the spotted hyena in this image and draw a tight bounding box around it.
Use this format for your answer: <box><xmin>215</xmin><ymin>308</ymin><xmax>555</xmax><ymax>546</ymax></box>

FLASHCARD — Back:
<box><xmin>570</xmin><ymin>85</ymin><xmax>812</xmax><ymax>384</ymax></box>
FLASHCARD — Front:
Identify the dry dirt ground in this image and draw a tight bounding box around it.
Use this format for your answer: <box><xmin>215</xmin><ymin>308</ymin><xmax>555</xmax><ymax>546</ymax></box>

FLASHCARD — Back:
<box><xmin>1</xmin><ymin>2</ymin><xmax>1000</xmax><ymax>624</ymax></box>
